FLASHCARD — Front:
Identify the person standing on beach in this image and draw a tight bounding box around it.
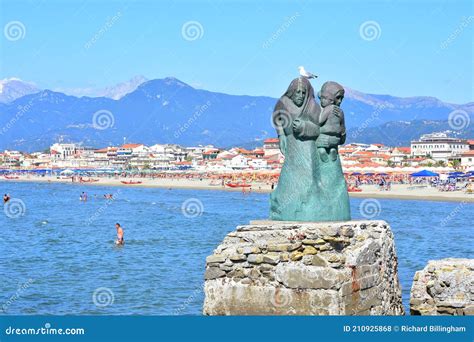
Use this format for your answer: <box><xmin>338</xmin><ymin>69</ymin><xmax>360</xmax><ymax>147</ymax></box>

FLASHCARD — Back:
<box><xmin>115</xmin><ymin>223</ymin><xmax>124</xmax><ymax>245</ymax></box>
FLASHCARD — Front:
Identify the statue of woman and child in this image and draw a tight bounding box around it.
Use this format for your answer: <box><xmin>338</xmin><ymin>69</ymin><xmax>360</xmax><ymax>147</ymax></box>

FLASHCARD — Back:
<box><xmin>270</xmin><ymin>77</ymin><xmax>351</xmax><ymax>222</ymax></box>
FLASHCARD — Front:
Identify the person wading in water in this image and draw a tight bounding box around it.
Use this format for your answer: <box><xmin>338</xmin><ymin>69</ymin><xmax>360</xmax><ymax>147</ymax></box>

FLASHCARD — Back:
<box><xmin>115</xmin><ymin>223</ymin><xmax>124</xmax><ymax>246</ymax></box>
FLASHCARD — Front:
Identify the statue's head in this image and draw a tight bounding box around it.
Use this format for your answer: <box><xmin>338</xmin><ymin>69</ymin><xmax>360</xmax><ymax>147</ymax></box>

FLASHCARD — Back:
<box><xmin>285</xmin><ymin>77</ymin><xmax>311</xmax><ymax>107</ymax></box>
<box><xmin>319</xmin><ymin>81</ymin><xmax>344</xmax><ymax>107</ymax></box>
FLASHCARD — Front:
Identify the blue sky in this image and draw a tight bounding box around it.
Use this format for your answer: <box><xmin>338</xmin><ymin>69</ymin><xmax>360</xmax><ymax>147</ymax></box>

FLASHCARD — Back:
<box><xmin>0</xmin><ymin>0</ymin><xmax>472</xmax><ymax>103</ymax></box>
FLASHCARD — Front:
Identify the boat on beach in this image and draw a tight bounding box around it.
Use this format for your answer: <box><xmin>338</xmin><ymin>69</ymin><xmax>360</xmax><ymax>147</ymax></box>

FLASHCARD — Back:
<box><xmin>80</xmin><ymin>178</ymin><xmax>100</xmax><ymax>183</ymax></box>
<box><xmin>121</xmin><ymin>180</ymin><xmax>143</xmax><ymax>185</ymax></box>
<box><xmin>4</xmin><ymin>175</ymin><xmax>19</xmax><ymax>180</ymax></box>
<box><xmin>225</xmin><ymin>182</ymin><xmax>251</xmax><ymax>188</ymax></box>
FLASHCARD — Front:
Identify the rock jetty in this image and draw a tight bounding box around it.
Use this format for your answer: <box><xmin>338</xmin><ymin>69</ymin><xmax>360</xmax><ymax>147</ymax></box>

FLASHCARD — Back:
<box><xmin>203</xmin><ymin>220</ymin><xmax>404</xmax><ymax>315</ymax></box>
<box><xmin>410</xmin><ymin>258</ymin><xmax>473</xmax><ymax>315</ymax></box>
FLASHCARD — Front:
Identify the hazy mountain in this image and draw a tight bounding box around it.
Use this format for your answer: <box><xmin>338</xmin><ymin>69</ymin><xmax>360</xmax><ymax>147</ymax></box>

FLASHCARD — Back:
<box><xmin>99</xmin><ymin>75</ymin><xmax>148</xmax><ymax>100</ymax></box>
<box><xmin>0</xmin><ymin>78</ymin><xmax>40</xmax><ymax>103</ymax></box>
<box><xmin>346</xmin><ymin>119</ymin><xmax>474</xmax><ymax>146</ymax></box>
<box><xmin>54</xmin><ymin>75</ymin><xmax>149</xmax><ymax>100</ymax></box>
<box><xmin>0</xmin><ymin>77</ymin><xmax>472</xmax><ymax>151</ymax></box>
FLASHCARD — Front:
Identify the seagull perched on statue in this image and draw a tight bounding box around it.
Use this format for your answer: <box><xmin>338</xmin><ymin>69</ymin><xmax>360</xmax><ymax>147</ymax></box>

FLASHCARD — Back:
<box><xmin>298</xmin><ymin>66</ymin><xmax>318</xmax><ymax>79</ymax></box>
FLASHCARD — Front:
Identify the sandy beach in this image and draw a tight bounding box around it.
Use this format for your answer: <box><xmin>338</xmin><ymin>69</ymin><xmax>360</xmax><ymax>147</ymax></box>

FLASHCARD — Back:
<box><xmin>2</xmin><ymin>175</ymin><xmax>473</xmax><ymax>202</ymax></box>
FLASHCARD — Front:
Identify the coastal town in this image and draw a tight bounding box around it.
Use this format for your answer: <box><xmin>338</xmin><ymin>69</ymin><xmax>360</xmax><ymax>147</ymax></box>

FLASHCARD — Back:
<box><xmin>1</xmin><ymin>132</ymin><xmax>473</xmax><ymax>172</ymax></box>
<box><xmin>1</xmin><ymin>132</ymin><xmax>473</xmax><ymax>202</ymax></box>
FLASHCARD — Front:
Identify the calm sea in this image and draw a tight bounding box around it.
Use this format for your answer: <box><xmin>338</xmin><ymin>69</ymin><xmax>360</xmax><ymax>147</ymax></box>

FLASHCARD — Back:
<box><xmin>1</xmin><ymin>181</ymin><xmax>472</xmax><ymax>315</ymax></box>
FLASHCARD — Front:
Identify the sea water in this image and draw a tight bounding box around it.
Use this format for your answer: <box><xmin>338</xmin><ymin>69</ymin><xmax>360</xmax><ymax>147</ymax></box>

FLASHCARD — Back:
<box><xmin>1</xmin><ymin>182</ymin><xmax>472</xmax><ymax>315</ymax></box>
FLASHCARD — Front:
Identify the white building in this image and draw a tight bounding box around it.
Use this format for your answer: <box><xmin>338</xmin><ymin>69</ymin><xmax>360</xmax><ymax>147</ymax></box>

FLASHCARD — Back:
<box><xmin>164</xmin><ymin>144</ymin><xmax>187</xmax><ymax>161</ymax></box>
<box><xmin>50</xmin><ymin>143</ymin><xmax>81</xmax><ymax>160</ymax></box>
<box><xmin>460</xmin><ymin>150</ymin><xmax>474</xmax><ymax>170</ymax></box>
<box><xmin>225</xmin><ymin>155</ymin><xmax>248</xmax><ymax>169</ymax></box>
<box><xmin>411</xmin><ymin>133</ymin><xmax>469</xmax><ymax>162</ymax></box>
<box><xmin>1</xmin><ymin>150</ymin><xmax>23</xmax><ymax>167</ymax></box>
<box><xmin>263</xmin><ymin>138</ymin><xmax>280</xmax><ymax>157</ymax></box>
<box><xmin>185</xmin><ymin>145</ymin><xmax>215</xmax><ymax>161</ymax></box>
<box><xmin>248</xmin><ymin>158</ymin><xmax>268</xmax><ymax>170</ymax></box>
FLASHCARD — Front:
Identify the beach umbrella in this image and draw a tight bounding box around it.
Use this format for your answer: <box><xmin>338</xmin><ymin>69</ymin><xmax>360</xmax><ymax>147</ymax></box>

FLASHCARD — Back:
<box><xmin>351</xmin><ymin>172</ymin><xmax>362</xmax><ymax>175</ymax></box>
<box><xmin>377</xmin><ymin>173</ymin><xmax>388</xmax><ymax>176</ymax></box>
<box><xmin>410</xmin><ymin>170</ymin><xmax>439</xmax><ymax>177</ymax></box>
<box><xmin>60</xmin><ymin>169</ymin><xmax>74</xmax><ymax>175</ymax></box>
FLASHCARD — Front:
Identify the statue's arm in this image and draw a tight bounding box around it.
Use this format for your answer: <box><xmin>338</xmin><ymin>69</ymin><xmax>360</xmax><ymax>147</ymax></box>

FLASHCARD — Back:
<box><xmin>302</xmin><ymin>120</ymin><xmax>321</xmax><ymax>138</ymax></box>
<box><xmin>293</xmin><ymin>119</ymin><xmax>320</xmax><ymax>139</ymax></box>
<box><xmin>339</xmin><ymin>108</ymin><xmax>347</xmax><ymax>145</ymax></box>
<box><xmin>319</xmin><ymin>106</ymin><xmax>330</xmax><ymax>125</ymax></box>
<box><xmin>278</xmin><ymin>133</ymin><xmax>287</xmax><ymax>155</ymax></box>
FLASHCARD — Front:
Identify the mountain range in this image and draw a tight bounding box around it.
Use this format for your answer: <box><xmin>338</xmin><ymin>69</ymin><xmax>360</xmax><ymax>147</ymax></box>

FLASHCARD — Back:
<box><xmin>0</xmin><ymin>76</ymin><xmax>472</xmax><ymax>151</ymax></box>
<box><xmin>0</xmin><ymin>78</ymin><xmax>40</xmax><ymax>104</ymax></box>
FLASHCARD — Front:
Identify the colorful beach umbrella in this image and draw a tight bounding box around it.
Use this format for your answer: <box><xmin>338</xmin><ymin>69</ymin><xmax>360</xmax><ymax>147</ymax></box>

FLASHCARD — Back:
<box><xmin>410</xmin><ymin>170</ymin><xmax>439</xmax><ymax>177</ymax></box>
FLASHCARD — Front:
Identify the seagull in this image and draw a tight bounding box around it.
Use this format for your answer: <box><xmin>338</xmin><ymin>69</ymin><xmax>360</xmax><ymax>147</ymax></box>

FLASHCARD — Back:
<box><xmin>298</xmin><ymin>66</ymin><xmax>318</xmax><ymax>79</ymax></box>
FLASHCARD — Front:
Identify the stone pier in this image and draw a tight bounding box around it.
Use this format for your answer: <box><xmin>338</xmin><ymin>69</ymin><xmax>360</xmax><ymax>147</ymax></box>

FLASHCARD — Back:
<box><xmin>410</xmin><ymin>258</ymin><xmax>474</xmax><ymax>315</ymax></box>
<box><xmin>203</xmin><ymin>220</ymin><xmax>404</xmax><ymax>315</ymax></box>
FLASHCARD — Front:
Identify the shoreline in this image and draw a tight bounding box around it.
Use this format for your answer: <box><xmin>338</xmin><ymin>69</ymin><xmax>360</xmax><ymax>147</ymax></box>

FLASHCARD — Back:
<box><xmin>2</xmin><ymin>177</ymin><xmax>473</xmax><ymax>203</ymax></box>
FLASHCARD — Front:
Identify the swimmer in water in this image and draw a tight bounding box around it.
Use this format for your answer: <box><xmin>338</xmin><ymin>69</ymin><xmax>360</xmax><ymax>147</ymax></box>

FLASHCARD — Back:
<box><xmin>3</xmin><ymin>194</ymin><xmax>10</xmax><ymax>203</ymax></box>
<box><xmin>115</xmin><ymin>223</ymin><xmax>124</xmax><ymax>245</ymax></box>
<box><xmin>80</xmin><ymin>192</ymin><xmax>88</xmax><ymax>201</ymax></box>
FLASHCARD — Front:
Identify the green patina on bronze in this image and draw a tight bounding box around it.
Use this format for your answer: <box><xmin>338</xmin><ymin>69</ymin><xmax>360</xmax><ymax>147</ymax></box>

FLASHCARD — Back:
<box><xmin>270</xmin><ymin>77</ymin><xmax>351</xmax><ymax>222</ymax></box>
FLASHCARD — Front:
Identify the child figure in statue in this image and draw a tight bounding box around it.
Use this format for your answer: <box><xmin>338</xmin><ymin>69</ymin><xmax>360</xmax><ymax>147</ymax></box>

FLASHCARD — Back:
<box><xmin>316</xmin><ymin>81</ymin><xmax>346</xmax><ymax>162</ymax></box>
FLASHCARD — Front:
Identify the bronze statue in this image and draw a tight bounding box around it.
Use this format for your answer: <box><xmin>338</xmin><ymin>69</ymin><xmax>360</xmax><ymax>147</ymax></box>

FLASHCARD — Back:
<box><xmin>270</xmin><ymin>77</ymin><xmax>350</xmax><ymax>222</ymax></box>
